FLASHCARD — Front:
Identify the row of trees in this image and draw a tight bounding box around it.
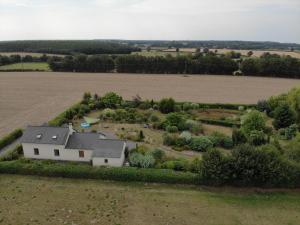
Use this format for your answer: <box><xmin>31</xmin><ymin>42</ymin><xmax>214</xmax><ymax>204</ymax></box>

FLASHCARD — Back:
<box><xmin>48</xmin><ymin>53</ymin><xmax>300</xmax><ymax>78</ymax></box>
<box><xmin>49</xmin><ymin>54</ymin><xmax>239</xmax><ymax>74</ymax></box>
<box><xmin>0</xmin><ymin>54</ymin><xmax>49</xmax><ymax>66</ymax></box>
<box><xmin>241</xmin><ymin>53</ymin><xmax>300</xmax><ymax>78</ymax></box>
<box><xmin>0</xmin><ymin>40</ymin><xmax>140</xmax><ymax>55</ymax></box>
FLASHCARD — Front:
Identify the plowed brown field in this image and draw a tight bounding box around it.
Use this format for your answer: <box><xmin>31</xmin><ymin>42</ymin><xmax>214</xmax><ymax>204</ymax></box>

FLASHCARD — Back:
<box><xmin>0</xmin><ymin>72</ymin><xmax>299</xmax><ymax>137</ymax></box>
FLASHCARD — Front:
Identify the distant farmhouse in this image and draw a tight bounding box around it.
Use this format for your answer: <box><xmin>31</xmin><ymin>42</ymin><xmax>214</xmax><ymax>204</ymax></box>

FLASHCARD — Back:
<box><xmin>20</xmin><ymin>124</ymin><xmax>135</xmax><ymax>167</ymax></box>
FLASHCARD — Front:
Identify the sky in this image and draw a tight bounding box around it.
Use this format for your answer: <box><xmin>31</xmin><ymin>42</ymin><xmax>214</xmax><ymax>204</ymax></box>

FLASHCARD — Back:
<box><xmin>0</xmin><ymin>0</ymin><xmax>299</xmax><ymax>43</ymax></box>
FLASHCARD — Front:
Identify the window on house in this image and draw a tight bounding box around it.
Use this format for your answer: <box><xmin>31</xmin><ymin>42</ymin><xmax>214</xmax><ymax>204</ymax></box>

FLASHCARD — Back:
<box><xmin>104</xmin><ymin>159</ymin><xmax>108</xmax><ymax>163</ymax></box>
<box><xmin>79</xmin><ymin>150</ymin><xmax>84</xmax><ymax>158</ymax></box>
<box><xmin>54</xmin><ymin>149</ymin><xmax>60</xmax><ymax>156</ymax></box>
<box><xmin>34</xmin><ymin>148</ymin><xmax>39</xmax><ymax>155</ymax></box>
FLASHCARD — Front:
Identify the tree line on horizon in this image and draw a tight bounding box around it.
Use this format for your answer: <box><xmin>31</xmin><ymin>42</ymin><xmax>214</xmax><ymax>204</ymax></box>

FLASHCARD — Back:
<box><xmin>47</xmin><ymin>53</ymin><xmax>300</xmax><ymax>78</ymax></box>
<box><xmin>0</xmin><ymin>40</ymin><xmax>140</xmax><ymax>55</ymax></box>
<box><xmin>1</xmin><ymin>52</ymin><xmax>299</xmax><ymax>78</ymax></box>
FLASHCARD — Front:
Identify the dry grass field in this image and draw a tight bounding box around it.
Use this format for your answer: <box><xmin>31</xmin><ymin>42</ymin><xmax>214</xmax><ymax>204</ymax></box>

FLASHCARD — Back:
<box><xmin>212</xmin><ymin>49</ymin><xmax>300</xmax><ymax>58</ymax></box>
<box><xmin>0</xmin><ymin>174</ymin><xmax>300</xmax><ymax>225</ymax></box>
<box><xmin>0</xmin><ymin>72</ymin><xmax>299</xmax><ymax>138</ymax></box>
<box><xmin>156</xmin><ymin>48</ymin><xmax>300</xmax><ymax>58</ymax></box>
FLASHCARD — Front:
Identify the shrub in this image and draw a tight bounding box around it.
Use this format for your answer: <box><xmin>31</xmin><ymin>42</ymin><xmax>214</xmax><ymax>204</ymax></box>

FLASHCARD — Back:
<box><xmin>161</xmin><ymin>159</ymin><xmax>189</xmax><ymax>171</ymax></box>
<box><xmin>101</xmin><ymin>108</ymin><xmax>116</xmax><ymax>119</ymax></box>
<box><xmin>139</xmin><ymin>101</ymin><xmax>152</xmax><ymax>110</ymax></box>
<box><xmin>285</xmin><ymin>124</ymin><xmax>298</xmax><ymax>140</ymax></box>
<box><xmin>0</xmin><ymin>129</ymin><xmax>23</xmax><ymax>150</ymax></box>
<box><xmin>164</xmin><ymin>112</ymin><xmax>186</xmax><ymax>130</ymax></box>
<box><xmin>185</xmin><ymin>120</ymin><xmax>203</xmax><ymax>134</ymax></box>
<box><xmin>129</xmin><ymin>152</ymin><xmax>155</xmax><ymax>168</ymax></box>
<box><xmin>189</xmin><ymin>136</ymin><xmax>213</xmax><ymax>152</ymax></box>
<box><xmin>166</xmin><ymin>125</ymin><xmax>178</xmax><ymax>133</ymax></box>
<box><xmin>159</xmin><ymin>98</ymin><xmax>175</xmax><ymax>113</ymax></box>
<box><xmin>179</xmin><ymin>131</ymin><xmax>192</xmax><ymax>142</ymax></box>
<box><xmin>149</xmin><ymin>114</ymin><xmax>159</xmax><ymax>122</ymax></box>
<box><xmin>100</xmin><ymin>92</ymin><xmax>123</xmax><ymax>108</ymax></box>
<box><xmin>248</xmin><ymin>130</ymin><xmax>267</xmax><ymax>146</ymax></box>
<box><xmin>241</xmin><ymin>110</ymin><xmax>266</xmax><ymax>136</ymax></box>
<box><xmin>163</xmin><ymin>133</ymin><xmax>178</xmax><ymax>146</ymax></box>
<box><xmin>273</xmin><ymin>103</ymin><xmax>297</xmax><ymax>129</ymax></box>
<box><xmin>151</xmin><ymin>149</ymin><xmax>166</xmax><ymax>162</ymax></box>
<box><xmin>232</xmin><ymin>144</ymin><xmax>298</xmax><ymax>187</ymax></box>
<box><xmin>201</xmin><ymin>149</ymin><xmax>231</xmax><ymax>185</ymax></box>
<box><xmin>257</xmin><ymin>100</ymin><xmax>271</xmax><ymax>114</ymax></box>
<box><xmin>0</xmin><ymin>144</ymin><xmax>23</xmax><ymax>161</ymax></box>
<box><xmin>209</xmin><ymin>132</ymin><xmax>233</xmax><ymax>149</ymax></box>
<box><xmin>285</xmin><ymin>134</ymin><xmax>300</xmax><ymax>163</ymax></box>
<box><xmin>182</xmin><ymin>102</ymin><xmax>193</xmax><ymax>111</ymax></box>
<box><xmin>232</xmin><ymin>129</ymin><xmax>247</xmax><ymax>146</ymax></box>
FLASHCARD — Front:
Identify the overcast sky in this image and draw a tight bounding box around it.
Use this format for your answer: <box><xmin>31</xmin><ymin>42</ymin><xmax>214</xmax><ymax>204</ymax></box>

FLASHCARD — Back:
<box><xmin>0</xmin><ymin>0</ymin><xmax>299</xmax><ymax>43</ymax></box>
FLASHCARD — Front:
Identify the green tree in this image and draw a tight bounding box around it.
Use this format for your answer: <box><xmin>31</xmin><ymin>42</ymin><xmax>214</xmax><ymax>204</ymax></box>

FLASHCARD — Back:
<box><xmin>273</xmin><ymin>103</ymin><xmax>296</xmax><ymax>129</ymax></box>
<box><xmin>101</xmin><ymin>92</ymin><xmax>123</xmax><ymax>108</ymax></box>
<box><xmin>241</xmin><ymin>110</ymin><xmax>266</xmax><ymax>136</ymax></box>
<box><xmin>159</xmin><ymin>98</ymin><xmax>175</xmax><ymax>113</ymax></box>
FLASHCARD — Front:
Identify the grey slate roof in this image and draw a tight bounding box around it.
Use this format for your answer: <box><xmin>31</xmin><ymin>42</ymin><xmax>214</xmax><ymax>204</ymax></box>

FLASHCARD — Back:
<box><xmin>20</xmin><ymin>126</ymin><xmax>69</xmax><ymax>145</ymax></box>
<box><xmin>65</xmin><ymin>133</ymin><xmax>125</xmax><ymax>158</ymax></box>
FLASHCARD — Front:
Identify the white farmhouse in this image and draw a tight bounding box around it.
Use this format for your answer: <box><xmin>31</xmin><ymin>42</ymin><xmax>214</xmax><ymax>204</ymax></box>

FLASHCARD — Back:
<box><xmin>20</xmin><ymin>124</ymin><xmax>135</xmax><ymax>167</ymax></box>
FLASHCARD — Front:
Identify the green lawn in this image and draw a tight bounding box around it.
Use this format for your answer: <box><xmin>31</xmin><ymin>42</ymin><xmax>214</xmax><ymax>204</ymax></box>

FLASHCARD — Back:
<box><xmin>0</xmin><ymin>174</ymin><xmax>299</xmax><ymax>225</ymax></box>
<box><xmin>0</xmin><ymin>62</ymin><xmax>50</xmax><ymax>71</ymax></box>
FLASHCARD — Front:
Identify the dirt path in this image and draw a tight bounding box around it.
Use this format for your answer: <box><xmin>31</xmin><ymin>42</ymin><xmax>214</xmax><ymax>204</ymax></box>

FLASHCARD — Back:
<box><xmin>0</xmin><ymin>72</ymin><xmax>299</xmax><ymax>138</ymax></box>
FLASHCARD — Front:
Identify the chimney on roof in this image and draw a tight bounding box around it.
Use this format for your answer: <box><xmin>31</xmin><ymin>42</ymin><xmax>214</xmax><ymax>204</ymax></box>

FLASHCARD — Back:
<box><xmin>69</xmin><ymin>123</ymin><xmax>74</xmax><ymax>135</ymax></box>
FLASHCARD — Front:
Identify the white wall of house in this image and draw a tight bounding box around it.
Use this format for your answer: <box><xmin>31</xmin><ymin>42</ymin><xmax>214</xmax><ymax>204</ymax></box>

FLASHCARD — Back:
<box><xmin>92</xmin><ymin>148</ymin><xmax>125</xmax><ymax>167</ymax></box>
<box><xmin>22</xmin><ymin>143</ymin><xmax>93</xmax><ymax>162</ymax></box>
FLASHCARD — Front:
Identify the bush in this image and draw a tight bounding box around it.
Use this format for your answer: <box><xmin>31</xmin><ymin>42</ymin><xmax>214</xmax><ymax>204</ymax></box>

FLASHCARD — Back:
<box><xmin>151</xmin><ymin>149</ymin><xmax>166</xmax><ymax>162</ymax></box>
<box><xmin>164</xmin><ymin>112</ymin><xmax>186</xmax><ymax>130</ymax></box>
<box><xmin>100</xmin><ymin>92</ymin><xmax>123</xmax><ymax>108</ymax></box>
<box><xmin>129</xmin><ymin>152</ymin><xmax>155</xmax><ymax>168</ymax></box>
<box><xmin>209</xmin><ymin>132</ymin><xmax>234</xmax><ymax>149</ymax></box>
<box><xmin>179</xmin><ymin>131</ymin><xmax>192</xmax><ymax>142</ymax></box>
<box><xmin>163</xmin><ymin>133</ymin><xmax>178</xmax><ymax>146</ymax></box>
<box><xmin>166</xmin><ymin>125</ymin><xmax>178</xmax><ymax>133</ymax></box>
<box><xmin>241</xmin><ymin>110</ymin><xmax>266</xmax><ymax>136</ymax></box>
<box><xmin>189</xmin><ymin>136</ymin><xmax>213</xmax><ymax>152</ymax></box>
<box><xmin>257</xmin><ymin>100</ymin><xmax>271</xmax><ymax>114</ymax></box>
<box><xmin>185</xmin><ymin>120</ymin><xmax>203</xmax><ymax>134</ymax></box>
<box><xmin>149</xmin><ymin>114</ymin><xmax>159</xmax><ymax>122</ymax></box>
<box><xmin>232</xmin><ymin>129</ymin><xmax>247</xmax><ymax>146</ymax></box>
<box><xmin>0</xmin><ymin>129</ymin><xmax>23</xmax><ymax>150</ymax></box>
<box><xmin>273</xmin><ymin>103</ymin><xmax>297</xmax><ymax>129</ymax></box>
<box><xmin>160</xmin><ymin>159</ymin><xmax>189</xmax><ymax>171</ymax></box>
<box><xmin>285</xmin><ymin>124</ymin><xmax>298</xmax><ymax>140</ymax></box>
<box><xmin>0</xmin><ymin>144</ymin><xmax>23</xmax><ymax>161</ymax></box>
<box><xmin>232</xmin><ymin>144</ymin><xmax>299</xmax><ymax>187</ymax></box>
<box><xmin>159</xmin><ymin>98</ymin><xmax>175</xmax><ymax>113</ymax></box>
<box><xmin>248</xmin><ymin>130</ymin><xmax>267</xmax><ymax>146</ymax></box>
<box><xmin>201</xmin><ymin>149</ymin><xmax>231</xmax><ymax>185</ymax></box>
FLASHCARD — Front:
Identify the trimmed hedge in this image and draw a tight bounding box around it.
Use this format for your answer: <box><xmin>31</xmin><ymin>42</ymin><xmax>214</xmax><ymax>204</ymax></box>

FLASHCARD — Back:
<box><xmin>0</xmin><ymin>144</ymin><xmax>23</xmax><ymax>162</ymax></box>
<box><xmin>198</xmin><ymin>118</ymin><xmax>240</xmax><ymax>128</ymax></box>
<box><xmin>0</xmin><ymin>129</ymin><xmax>23</xmax><ymax>150</ymax></box>
<box><xmin>0</xmin><ymin>160</ymin><xmax>202</xmax><ymax>185</ymax></box>
<box><xmin>195</xmin><ymin>103</ymin><xmax>256</xmax><ymax>110</ymax></box>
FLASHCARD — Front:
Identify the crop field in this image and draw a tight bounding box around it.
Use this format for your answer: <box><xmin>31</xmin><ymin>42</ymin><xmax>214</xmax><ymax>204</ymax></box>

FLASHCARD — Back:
<box><xmin>0</xmin><ymin>62</ymin><xmax>50</xmax><ymax>71</ymax></box>
<box><xmin>141</xmin><ymin>48</ymin><xmax>300</xmax><ymax>58</ymax></box>
<box><xmin>0</xmin><ymin>174</ymin><xmax>299</xmax><ymax>225</ymax></box>
<box><xmin>0</xmin><ymin>72</ymin><xmax>299</xmax><ymax>138</ymax></box>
